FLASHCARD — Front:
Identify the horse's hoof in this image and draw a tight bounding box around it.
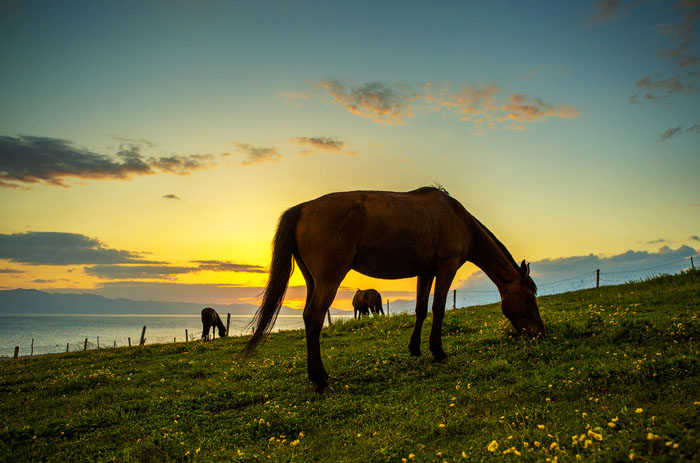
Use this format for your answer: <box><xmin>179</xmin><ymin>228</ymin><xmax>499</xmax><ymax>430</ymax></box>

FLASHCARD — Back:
<box><xmin>408</xmin><ymin>345</ymin><xmax>421</xmax><ymax>357</ymax></box>
<box><xmin>314</xmin><ymin>381</ymin><xmax>330</xmax><ymax>393</ymax></box>
<box><xmin>432</xmin><ymin>353</ymin><xmax>448</xmax><ymax>363</ymax></box>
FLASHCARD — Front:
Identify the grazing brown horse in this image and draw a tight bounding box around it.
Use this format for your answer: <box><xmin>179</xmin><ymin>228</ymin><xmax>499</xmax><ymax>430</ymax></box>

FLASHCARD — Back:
<box><xmin>201</xmin><ymin>307</ymin><xmax>227</xmax><ymax>340</ymax></box>
<box><xmin>352</xmin><ymin>289</ymin><xmax>384</xmax><ymax>318</ymax></box>
<box><xmin>244</xmin><ymin>187</ymin><xmax>545</xmax><ymax>392</ymax></box>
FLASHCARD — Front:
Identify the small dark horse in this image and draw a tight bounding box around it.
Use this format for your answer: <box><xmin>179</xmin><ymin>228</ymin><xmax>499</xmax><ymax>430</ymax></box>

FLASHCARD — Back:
<box><xmin>201</xmin><ymin>307</ymin><xmax>227</xmax><ymax>340</ymax></box>
<box><xmin>352</xmin><ymin>289</ymin><xmax>384</xmax><ymax>318</ymax></box>
<box><xmin>244</xmin><ymin>187</ymin><xmax>545</xmax><ymax>392</ymax></box>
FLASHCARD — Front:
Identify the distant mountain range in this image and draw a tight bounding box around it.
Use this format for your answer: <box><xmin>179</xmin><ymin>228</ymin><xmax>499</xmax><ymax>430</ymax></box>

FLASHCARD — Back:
<box><xmin>0</xmin><ymin>288</ymin><xmax>351</xmax><ymax>317</ymax></box>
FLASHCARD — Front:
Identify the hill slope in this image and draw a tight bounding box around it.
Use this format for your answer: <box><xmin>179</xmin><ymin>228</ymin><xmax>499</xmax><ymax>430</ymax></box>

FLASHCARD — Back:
<box><xmin>1</xmin><ymin>270</ymin><xmax>699</xmax><ymax>462</ymax></box>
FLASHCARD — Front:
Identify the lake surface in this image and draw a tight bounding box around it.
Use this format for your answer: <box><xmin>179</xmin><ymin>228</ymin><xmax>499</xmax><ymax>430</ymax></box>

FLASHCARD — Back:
<box><xmin>0</xmin><ymin>314</ymin><xmax>346</xmax><ymax>357</ymax></box>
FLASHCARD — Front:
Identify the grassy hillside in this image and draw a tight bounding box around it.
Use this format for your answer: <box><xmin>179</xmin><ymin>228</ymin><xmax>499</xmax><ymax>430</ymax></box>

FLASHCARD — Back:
<box><xmin>1</xmin><ymin>270</ymin><xmax>699</xmax><ymax>462</ymax></box>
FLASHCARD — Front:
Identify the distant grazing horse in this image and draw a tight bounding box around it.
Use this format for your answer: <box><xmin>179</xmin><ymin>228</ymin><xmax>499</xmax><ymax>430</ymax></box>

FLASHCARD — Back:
<box><xmin>244</xmin><ymin>187</ymin><xmax>545</xmax><ymax>392</ymax></box>
<box><xmin>201</xmin><ymin>307</ymin><xmax>226</xmax><ymax>340</ymax></box>
<box><xmin>352</xmin><ymin>289</ymin><xmax>384</xmax><ymax>319</ymax></box>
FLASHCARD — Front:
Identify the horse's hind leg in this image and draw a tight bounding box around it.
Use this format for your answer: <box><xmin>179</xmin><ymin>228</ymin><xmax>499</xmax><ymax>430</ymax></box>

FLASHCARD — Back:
<box><xmin>409</xmin><ymin>275</ymin><xmax>434</xmax><ymax>356</ymax></box>
<box><xmin>303</xmin><ymin>281</ymin><xmax>340</xmax><ymax>392</ymax></box>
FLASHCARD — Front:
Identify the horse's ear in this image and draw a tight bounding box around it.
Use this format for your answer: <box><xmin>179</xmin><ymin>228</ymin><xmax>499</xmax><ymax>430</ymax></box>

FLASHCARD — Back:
<box><xmin>519</xmin><ymin>260</ymin><xmax>530</xmax><ymax>278</ymax></box>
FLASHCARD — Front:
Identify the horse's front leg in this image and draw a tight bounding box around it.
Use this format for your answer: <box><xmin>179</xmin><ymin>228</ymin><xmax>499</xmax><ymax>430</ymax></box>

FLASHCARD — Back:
<box><xmin>429</xmin><ymin>262</ymin><xmax>458</xmax><ymax>362</ymax></box>
<box><xmin>408</xmin><ymin>275</ymin><xmax>434</xmax><ymax>356</ymax></box>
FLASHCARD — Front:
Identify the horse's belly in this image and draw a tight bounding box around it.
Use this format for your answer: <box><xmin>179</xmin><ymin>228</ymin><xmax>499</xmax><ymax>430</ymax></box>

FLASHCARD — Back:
<box><xmin>351</xmin><ymin>252</ymin><xmax>427</xmax><ymax>279</ymax></box>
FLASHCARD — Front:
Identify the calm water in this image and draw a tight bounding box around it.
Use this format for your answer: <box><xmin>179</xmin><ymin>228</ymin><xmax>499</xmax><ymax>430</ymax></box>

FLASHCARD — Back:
<box><xmin>0</xmin><ymin>314</ymin><xmax>325</xmax><ymax>357</ymax></box>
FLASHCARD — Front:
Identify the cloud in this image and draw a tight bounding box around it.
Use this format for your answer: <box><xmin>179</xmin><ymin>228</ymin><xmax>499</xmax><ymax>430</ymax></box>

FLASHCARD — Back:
<box><xmin>163</xmin><ymin>194</ymin><xmax>180</xmax><ymax>200</ymax></box>
<box><xmin>658</xmin><ymin>124</ymin><xmax>700</xmax><ymax>141</ymax></box>
<box><xmin>234</xmin><ymin>142</ymin><xmax>281</xmax><ymax>165</ymax></box>
<box><xmin>0</xmin><ymin>232</ymin><xmax>157</xmax><ymax>265</ymax></box>
<box><xmin>0</xmin><ymin>268</ymin><xmax>23</xmax><ymax>274</ymax></box>
<box><xmin>317</xmin><ymin>80</ymin><xmax>419</xmax><ymax>125</ymax></box>
<box><xmin>645</xmin><ymin>238</ymin><xmax>667</xmax><ymax>244</ymax></box>
<box><xmin>84</xmin><ymin>264</ymin><xmax>194</xmax><ymax>280</ymax></box>
<box><xmin>85</xmin><ymin>260</ymin><xmax>267</xmax><ymax>280</ymax></box>
<box><xmin>149</xmin><ymin>153</ymin><xmax>218</xmax><ymax>174</ymax></box>
<box><xmin>457</xmin><ymin>245</ymin><xmax>698</xmax><ymax>296</ymax></box>
<box><xmin>499</xmin><ymin>94</ymin><xmax>580</xmax><ymax>122</ymax></box>
<box><xmin>75</xmin><ymin>281</ymin><xmax>266</xmax><ymax>305</ymax></box>
<box><xmin>314</xmin><ymin>80</ymin><xmax>580</xmax><ymax>132</ymax></box>
<box><xmin>659</xmin><ymin>126</ymin><xmax>683</xmax><ymax>141</ymax></box>
<box><xmin>288</xmin><ymin>136</ymin><xmax>356</xmax><ymax>156</ymax></box>
<box><xmin>588</xmin><ymin>0</ymin><xmax>623</xmax><ymax>23</ymax></box>
<box><xmin>615</xmin><ymin>2</ymin><xmax>700</xmax><ymax>102</ymax></box>
<box><xmin>191</xmin><ymin>260</ymin><xmax>266</xmax><ymax>273</ymax></box>
<box><xmin>0</xmin><ymin>135</ymin><xmax>225</xmax><ymax>188</ymax></box>
<box><xmin>277</xmin><ymin>92</ymin><xmax>309</xmax><ymax>108</ymax></box>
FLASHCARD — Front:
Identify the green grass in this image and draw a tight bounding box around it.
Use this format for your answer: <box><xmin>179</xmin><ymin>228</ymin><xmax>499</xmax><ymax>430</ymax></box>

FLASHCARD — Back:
<box><xmin>1</xmin><ymin>270</ymin><xmax>699</xmax><ymax>462</ymax></box>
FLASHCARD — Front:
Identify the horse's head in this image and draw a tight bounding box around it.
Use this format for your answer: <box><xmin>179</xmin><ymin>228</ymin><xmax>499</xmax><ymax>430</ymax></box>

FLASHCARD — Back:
<box><xmin>501</xmin><ymin>261</ymin><xmax>545</xmax><ymax>337</ymax></box>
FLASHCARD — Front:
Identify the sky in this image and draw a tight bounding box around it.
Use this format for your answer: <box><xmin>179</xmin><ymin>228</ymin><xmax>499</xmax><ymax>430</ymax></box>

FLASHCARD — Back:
<box><xmin>0</xmin><ymin>0</ymin><xmax>698</xmax><ymax>311</ymax></box>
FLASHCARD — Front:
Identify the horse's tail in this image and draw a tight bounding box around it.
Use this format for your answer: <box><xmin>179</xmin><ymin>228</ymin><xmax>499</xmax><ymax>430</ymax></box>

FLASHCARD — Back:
<box><xmin>243</xmin><ymin>205</ymin><xmax>301</xmax><ymax>356</ymax></box>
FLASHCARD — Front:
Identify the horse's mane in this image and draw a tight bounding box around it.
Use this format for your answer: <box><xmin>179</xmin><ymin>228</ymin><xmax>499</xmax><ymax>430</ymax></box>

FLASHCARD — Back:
<box><xmin>411</xmin><ymin>185</ymin><xmax>450</xmax><ymax>195</ymax></box>
<box><xmin>472</xmin><ymin>216</ymin><xmax>538</xmax><ymax>294</ymax></box>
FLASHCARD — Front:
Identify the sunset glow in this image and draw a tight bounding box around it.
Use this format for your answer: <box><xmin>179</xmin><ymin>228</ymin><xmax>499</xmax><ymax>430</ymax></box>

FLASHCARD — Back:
<box><xmin>1</xmin><ymin>1</ymin><xmax>698</xmax><ymax>312</ymax></box>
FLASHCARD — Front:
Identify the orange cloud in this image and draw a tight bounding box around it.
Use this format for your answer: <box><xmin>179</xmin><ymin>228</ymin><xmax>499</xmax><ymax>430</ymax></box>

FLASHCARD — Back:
<box><xmin>312</xmin><ymin>80</ymin><xmax>580</xmax><ymax>133</ymax></box>
<box><xmin>500</xmin><ymin>94</ymin><xmax>581</xmax><ymax>122</ymax></box>
<box><xmin>317</xmin><ymin>80</ymin><xmax>419</xmax><ymax>125</ymax></box>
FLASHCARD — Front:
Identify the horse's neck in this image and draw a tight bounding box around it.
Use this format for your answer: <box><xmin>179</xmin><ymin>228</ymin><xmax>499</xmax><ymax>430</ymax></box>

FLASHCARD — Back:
<box><xmin>467</xmin><ymin>220</ymin><xmax>519</xmax><ymax>296</ymax></box>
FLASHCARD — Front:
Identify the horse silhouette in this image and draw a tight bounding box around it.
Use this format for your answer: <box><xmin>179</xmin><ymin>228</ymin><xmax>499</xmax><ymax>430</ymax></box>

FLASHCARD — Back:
<box><xmin>352</xmin><ymin>289</ymin><xmax>384</xmax><ymax>318</ymax></box>
<box><xmin>201</xmin><ymin>307</ymin><xmax>226</xmax><ymax>340</ymax></box>
<box><xmin>244</xmin><ymin>187</ymin><xmax>544</xmax><ymax>392</ymax></box>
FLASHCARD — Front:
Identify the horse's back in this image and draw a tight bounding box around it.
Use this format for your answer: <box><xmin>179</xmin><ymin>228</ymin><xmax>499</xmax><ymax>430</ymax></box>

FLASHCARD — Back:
<box><xmin>295</xmin><ymin>188</ymin><xmax>468</xmax><ymax>279</ymax></box>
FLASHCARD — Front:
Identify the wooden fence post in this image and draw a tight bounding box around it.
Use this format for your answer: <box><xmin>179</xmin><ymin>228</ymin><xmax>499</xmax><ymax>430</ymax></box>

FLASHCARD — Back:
<box><xmin>31</xmin><ymin>339</ymin><xmax>34</xmax><ymax>356</ymax></box>
<box><xmin>128</xmin><ymin>337</ymin><xmax>131</xmax><ymax>347</ymax></box>
<box><xmin>66</xmin><ymin>343</ymin><xmax>69</xmax><ymax>353</ymax></box>
<box><xmin>596</xmin><ymin>269</ymin><xmax>600</xmax><ymax>289</ymax></box>
<box><xmin>139</xmin><ymin>326</ymin><xmax>147</xmax><ymax>346</ymax></box>
<box><xmin>185</xmin><ymin>329</ymin><xmax>188</xmax><ymax>342</ymax></box>
<box><xmin>387</xmin><ymin>299</ymin><xmax>390</xmax><ymax>315</ymax></box>
<box><xmin>453</xmin><ymin>289</ymin><xmax>456</xmax><ymax>310</ymax></box>
<box><xmin>691</xmin><ymin>256</ymin><xmax>695</xmax><ymax>269</ymax></box>
<box><xmin>97</xmin><ymin>336</ymin><xmax>100</xmax><ymax>349</ymax></box>
<box><xmin>226</xmin><ymin>313</ymin><xmax>231</xmax><ymax>336</ymax></box>
<box><xmin>327</xmin><ymin>310</ymin><xmax>332</xmax><ymax>326</ymax></box>
<box><xmin>84</xmin><ymin>338</ymin><xmax>88</xmax><ymax>351</ymax></box>
<box><xmin>114</xmin><ymin>340</ymin><xmax>116</xmax><ymax>348</ymax></box>
<box><xmin>14</xmin><ymin>346</ymin><xmax>19</xmax><ymax>359</ymax></box>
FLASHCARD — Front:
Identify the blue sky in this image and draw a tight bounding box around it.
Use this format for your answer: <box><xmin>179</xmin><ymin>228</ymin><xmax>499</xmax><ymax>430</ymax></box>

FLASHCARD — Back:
<box><xmin>0</xmin><ymin>0</ymin><xmax>698</xmax><ymax>308</ymax></box>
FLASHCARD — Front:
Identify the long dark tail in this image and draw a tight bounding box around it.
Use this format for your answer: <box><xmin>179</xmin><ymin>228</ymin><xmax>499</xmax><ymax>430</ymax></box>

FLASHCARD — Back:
<box><xmin>243</xmin><ymin>205</ymin><xmax>301</xmax><ymax>356</ymax></box>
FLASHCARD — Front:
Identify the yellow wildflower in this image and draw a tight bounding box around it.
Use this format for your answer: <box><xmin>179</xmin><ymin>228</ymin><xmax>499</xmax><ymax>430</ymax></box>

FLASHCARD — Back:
<box><xmin>550</xmin><ymin>442</ymin><xmax>559</xmax><ymax>451</ymax></box>
<box><xmin>608</xmin><ymin>422</ymin><xmax>616</xmax><ymax>428</ymax></box>
<box><xmin>537</xmin><ymin>424</ymin><xmax>545</xmax><ymax>430</ymax></box>
<box><xmin>635</xmin><ymin>408</ymin><xmax>643</xmax><ymax>414</ymax></box>
<box><xmin>487</xmin><ymin>440</ymin><xmax>499</xmax><ymax>452</ymax></box>
<box><xmin>290</xmin><ymin>440</ymin><xmax>299</xmax><ymax>447</ymax></box>
<box><xmin>438</xmin><ymin>423</ymin><xmax>446</xmax><ymax>428</ymax></box>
